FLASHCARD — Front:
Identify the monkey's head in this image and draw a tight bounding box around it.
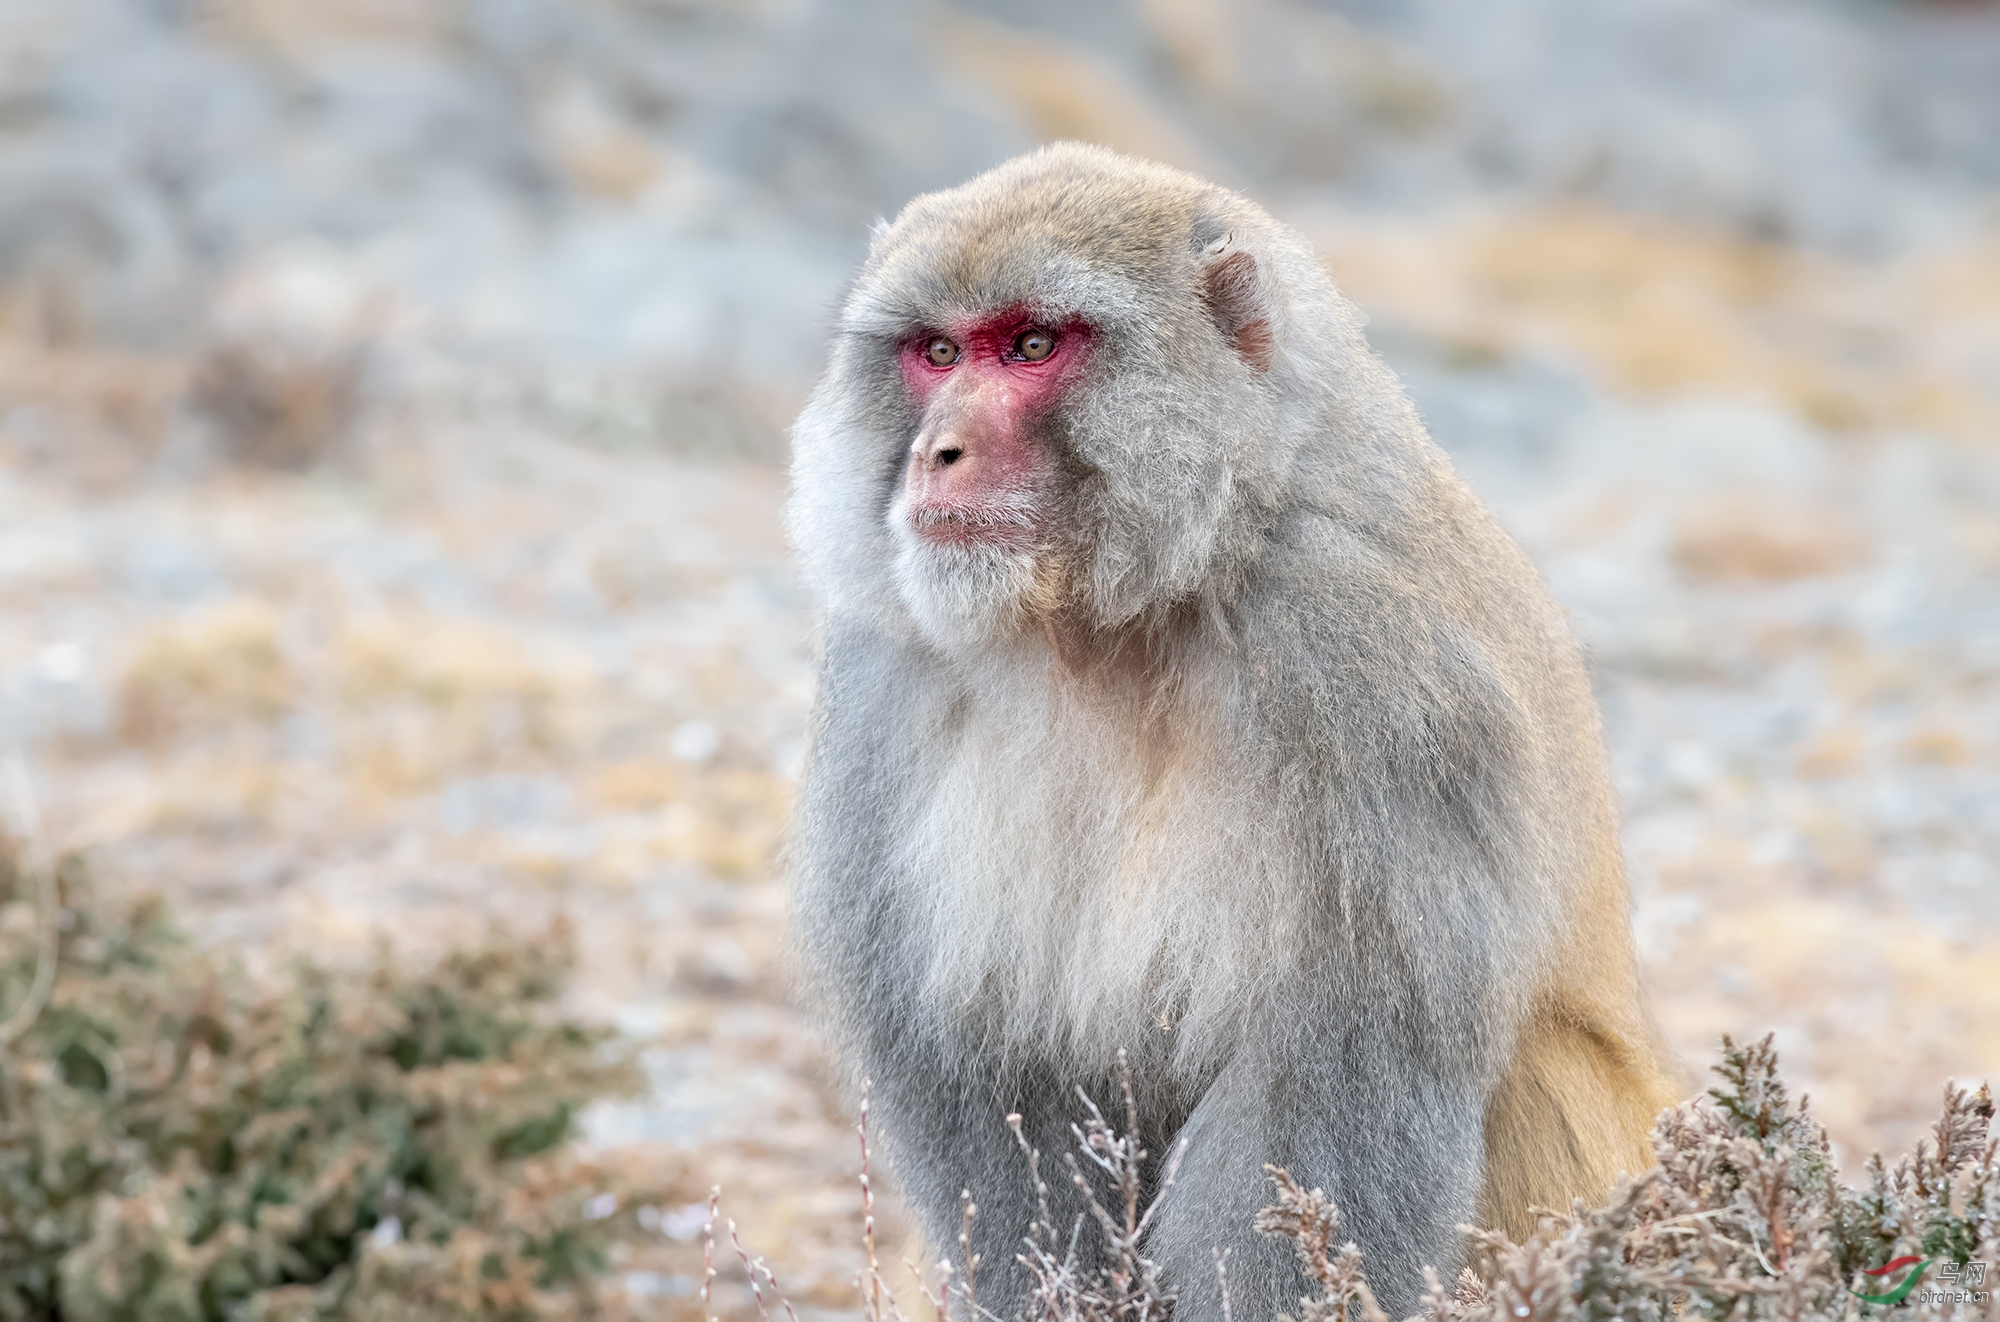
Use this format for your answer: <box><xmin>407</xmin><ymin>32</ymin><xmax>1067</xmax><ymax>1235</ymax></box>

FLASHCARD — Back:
<box><xmin>790</xmin><ymin>143</ymin><xmax>1368</xmax><ymax>651</ymax></box>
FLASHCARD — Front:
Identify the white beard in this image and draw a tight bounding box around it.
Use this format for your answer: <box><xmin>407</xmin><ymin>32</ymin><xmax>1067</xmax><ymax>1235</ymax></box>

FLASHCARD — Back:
<box><xmin>889</xmin><ymin>491</ymin><xmax>1047</xmax><ymax>647</ymax></box>
<box><xmin>891</xmin><ymin>530</ymin><xmax>1043</xmax><ymax>647</ymax></box>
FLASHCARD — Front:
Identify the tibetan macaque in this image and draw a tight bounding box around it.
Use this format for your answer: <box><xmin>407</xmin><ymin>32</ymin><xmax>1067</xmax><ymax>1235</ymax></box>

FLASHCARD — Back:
<box><xmin>787</xmin><ymin>143</ymin><xmax>1677</xmax><ymax>1319</ymax></box>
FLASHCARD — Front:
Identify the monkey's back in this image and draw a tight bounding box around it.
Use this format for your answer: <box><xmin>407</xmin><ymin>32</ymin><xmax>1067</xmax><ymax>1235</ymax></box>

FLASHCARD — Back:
<box><xmin>1238</xmin><ymin>446</ymin><xmax>1679</xmax><ymax>1234</ymax></box>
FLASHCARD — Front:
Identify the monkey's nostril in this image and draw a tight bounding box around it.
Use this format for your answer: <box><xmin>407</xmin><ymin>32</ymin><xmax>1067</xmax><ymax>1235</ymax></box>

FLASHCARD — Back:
<box><xmin>935</xmin><ymin>447</ymin><xmax>963</xmax><ymax>467</ymax></box>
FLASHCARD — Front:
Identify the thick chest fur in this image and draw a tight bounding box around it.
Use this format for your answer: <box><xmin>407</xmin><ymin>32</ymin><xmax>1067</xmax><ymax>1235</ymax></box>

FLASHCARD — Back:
<box><xmin>890</xmin><ymin>673</ymin><xmax>1298</xmax><ymax>1083</ymax></box>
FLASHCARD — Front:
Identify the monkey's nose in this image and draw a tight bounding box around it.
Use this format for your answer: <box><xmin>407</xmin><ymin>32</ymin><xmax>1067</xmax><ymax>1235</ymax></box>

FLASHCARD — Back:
<box><xmin>914</xmin><ymin>432</ymin><xmax>970</xmax><ymax>472</ymax></box>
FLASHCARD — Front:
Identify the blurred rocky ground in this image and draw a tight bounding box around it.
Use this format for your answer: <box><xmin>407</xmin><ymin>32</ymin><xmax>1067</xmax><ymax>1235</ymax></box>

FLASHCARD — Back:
<box><xmin>0</xmin><ymin>0</ymin><xmax>1996</xmax><ymax>1315</ymax></box>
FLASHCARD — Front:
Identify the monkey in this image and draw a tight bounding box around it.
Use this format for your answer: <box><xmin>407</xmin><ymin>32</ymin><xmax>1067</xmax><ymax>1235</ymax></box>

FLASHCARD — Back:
<box><xmin>785</xmin><ymin>143</ymin><xmax>1678</xmax><ymax>1321</ymax></box>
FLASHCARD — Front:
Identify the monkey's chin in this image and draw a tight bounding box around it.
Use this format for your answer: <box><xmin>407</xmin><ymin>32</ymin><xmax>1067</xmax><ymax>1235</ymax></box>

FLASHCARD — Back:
<box><xmin>890</xmin><ymin>529</ymin><xmax>1044</xmax><ymax>649</ymax></box>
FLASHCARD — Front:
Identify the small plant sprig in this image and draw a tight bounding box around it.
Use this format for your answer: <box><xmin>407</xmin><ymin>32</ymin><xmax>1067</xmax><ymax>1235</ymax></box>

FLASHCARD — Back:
<box><xmin>1008</xmin><ymin>1050</ymin><xmax>1184</xmax><ymax>1322</ymax></box>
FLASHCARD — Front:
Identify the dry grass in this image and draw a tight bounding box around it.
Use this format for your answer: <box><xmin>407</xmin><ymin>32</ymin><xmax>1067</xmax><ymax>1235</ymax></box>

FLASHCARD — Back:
<box><xmin>754</xmin><ymin>1040</ymin><xmax>1999</xmax><ymax>1322</ymax></box>
<box><xmin>1314</xmin><ymin>207</ymin><xmax>2000</xmax><ymax>446</ymax></box>
<box><xmin>118</xmin><ymin>600</ymin><xmax>296</xmax><ymax>744</ymax></box>
<box><xmin>189</xmin><ymin>343</ymin><xmax>362</xmax><ymax>472</ymax></box>
<box><xmin>1668</xmin><ymin>503</ymin><xmax>1859</xmax><ymax>582</ymax></box>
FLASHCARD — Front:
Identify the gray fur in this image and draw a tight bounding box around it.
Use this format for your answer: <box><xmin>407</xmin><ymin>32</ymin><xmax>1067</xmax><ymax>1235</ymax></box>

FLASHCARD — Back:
<box><xmin>787</xmin><ymin>144</ymin><xmax>1645</xmax><ymax>1320</ymax></box>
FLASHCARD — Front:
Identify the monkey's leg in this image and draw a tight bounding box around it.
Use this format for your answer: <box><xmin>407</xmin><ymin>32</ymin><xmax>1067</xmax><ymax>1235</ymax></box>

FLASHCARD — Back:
<box><xmin>1142</xmin><ymin>1025</ymin><xmax>1490</xmax><ymax>1322</ymax></box>
<box><xmin>1478</xmin><ymin>990</ymin><xmax>1679</xmax><ymax>1240</ymax></box>
<box><xmin>1478</xmin><ymin>862</ymin><xmax>1681</xmax><ymax>1241</ymax></box>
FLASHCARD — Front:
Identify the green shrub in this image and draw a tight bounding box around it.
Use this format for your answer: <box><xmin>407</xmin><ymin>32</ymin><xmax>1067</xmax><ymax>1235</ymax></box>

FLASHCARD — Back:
<box><xmin>0</xmin><ymin>841</ymin><xmax>648</xmax><ymax>1321</ymax></box>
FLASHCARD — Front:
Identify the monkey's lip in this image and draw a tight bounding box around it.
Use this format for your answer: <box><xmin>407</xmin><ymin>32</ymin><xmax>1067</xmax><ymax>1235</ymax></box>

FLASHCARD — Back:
<box><xmin>902</xmin><ymin>502</ymin><xmax>1039</xmax><ymax>549</ymax></box>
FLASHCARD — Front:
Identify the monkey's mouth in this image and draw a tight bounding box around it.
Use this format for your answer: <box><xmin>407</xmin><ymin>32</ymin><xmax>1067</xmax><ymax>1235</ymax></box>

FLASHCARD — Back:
<box><xmin>898</xmin><ymin>492</ymin><xmax>1041</xmax><ymax>550</ymax></box>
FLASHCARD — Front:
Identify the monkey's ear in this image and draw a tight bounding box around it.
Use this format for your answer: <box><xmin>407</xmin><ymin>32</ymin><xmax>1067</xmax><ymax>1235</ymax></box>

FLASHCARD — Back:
<box><xmin>1199</xmin><ymin>234</ymin><xmax>1274</xmax><ymax>375</ymax></box>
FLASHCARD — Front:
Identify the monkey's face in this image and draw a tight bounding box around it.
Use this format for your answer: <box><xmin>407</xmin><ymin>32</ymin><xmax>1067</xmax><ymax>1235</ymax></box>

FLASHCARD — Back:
<box><xmin>788</xmin><ymin>144</ymin><xmax>1329</xmax><ymax>651</ymax></box>
<box><xmin>886</xmin><ymin>308</ymin><xmax>1095</xmax><ymax>644</ymax></box>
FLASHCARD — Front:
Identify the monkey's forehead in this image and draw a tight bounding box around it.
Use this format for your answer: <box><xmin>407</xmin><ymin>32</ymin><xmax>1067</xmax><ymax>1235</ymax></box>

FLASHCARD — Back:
<box><xmin>844</xmin><ymin>144</ymin><xmax>1255</xmax><ymax>337</ymax></box>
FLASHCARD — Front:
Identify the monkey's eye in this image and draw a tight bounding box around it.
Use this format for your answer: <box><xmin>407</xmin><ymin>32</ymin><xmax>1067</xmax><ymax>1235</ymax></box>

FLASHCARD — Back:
<box><xmin>1013</xmin><ymin>329</ymin><xmax>1056</xmax><ymax>362</ymax></box>
<box><xmin>924</xmin><ymin>336</ymin><xmax>960</xmax><ymax>366</ymax></box>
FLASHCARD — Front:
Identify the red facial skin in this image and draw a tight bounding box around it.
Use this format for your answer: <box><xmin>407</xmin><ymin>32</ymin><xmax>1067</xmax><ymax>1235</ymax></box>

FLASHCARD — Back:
<box><xmin>897</xmin><ymin>308</ymin><xmax>1092</xmax><ymax>548</ymax></box>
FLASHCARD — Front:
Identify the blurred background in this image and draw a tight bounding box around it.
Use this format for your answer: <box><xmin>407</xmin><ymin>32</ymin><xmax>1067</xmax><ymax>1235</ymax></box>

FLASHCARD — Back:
<box><xmin>0</xmin><ymin>0</ymin><xmax>1996</xmax><ymax>1312</ymax></box>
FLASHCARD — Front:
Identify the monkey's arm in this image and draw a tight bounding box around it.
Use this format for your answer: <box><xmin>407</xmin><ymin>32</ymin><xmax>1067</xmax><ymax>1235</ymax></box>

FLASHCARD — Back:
<box><xmin>1143</xmin><ymin>1007</ymin><xmax>1493</xmax><ymax>1322</ymax></box>
<box><xmin>1155</xmin><ymin>582</ymin><xmax>1555</xmax><ymax>1318</ymax></box>
<box><xmin>1140</xmin><ymin>833</ymin><xmax>1515</xmax><ymax>1322</ymax></box>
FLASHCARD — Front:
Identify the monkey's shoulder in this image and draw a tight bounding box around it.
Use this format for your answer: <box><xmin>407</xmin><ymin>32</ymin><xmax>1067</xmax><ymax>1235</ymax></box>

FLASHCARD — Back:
<box><xmin>1244</xmin><ymin>502</ymin><xmax>1554</xmax><ymax>651</ymax></box>
<box><xmin>1226</xmin><ymin>505</ymin><xmax>1589</xmax><ymax>749</ymax></box>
